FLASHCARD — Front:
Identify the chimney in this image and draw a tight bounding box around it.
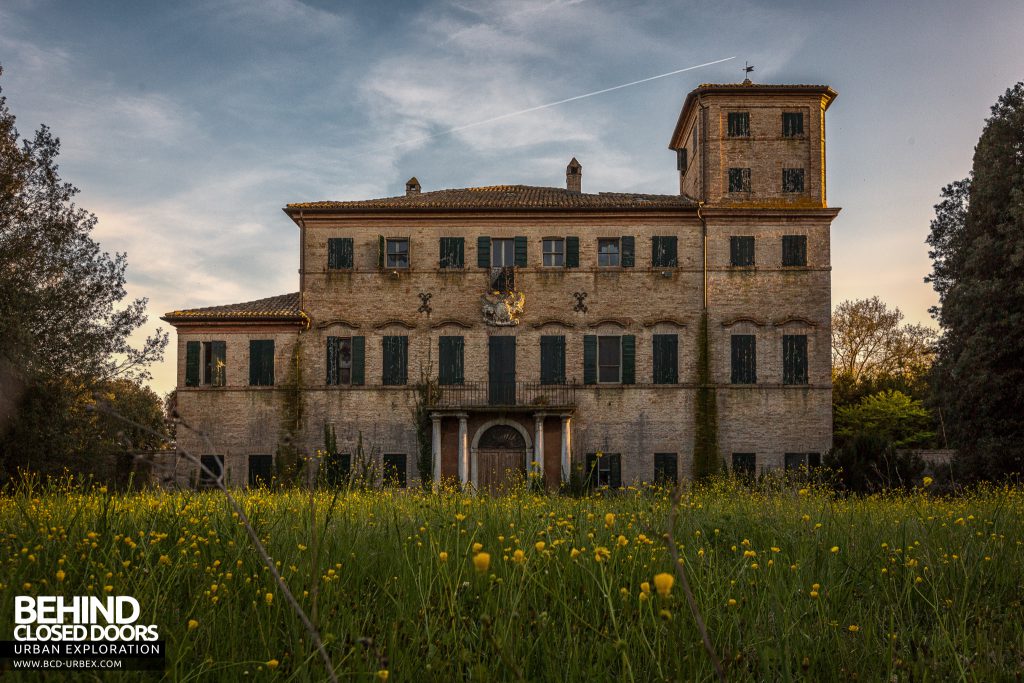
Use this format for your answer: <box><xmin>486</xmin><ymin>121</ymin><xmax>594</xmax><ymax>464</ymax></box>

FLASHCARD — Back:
<box><xmin>566</xmin><ymin>157</ymin><xmax>582</xmax><ymax>193</ymax></box>
<box><xmin>405</xmin><ymin>177</ymin><xmax>421</xmax><ymax>196</ymax></box>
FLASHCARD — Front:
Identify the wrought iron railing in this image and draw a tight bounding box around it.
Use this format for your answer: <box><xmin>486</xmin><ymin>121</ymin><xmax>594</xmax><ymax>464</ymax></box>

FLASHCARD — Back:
<box><xmin>433</xmin><ymin>381</ymin><xmax>576</xmax><ymax>409</ymax></box>
<box><xmin>489</xmin><ymin>266</ymin><xmax>516</xmax><ymax>292</ymax></box>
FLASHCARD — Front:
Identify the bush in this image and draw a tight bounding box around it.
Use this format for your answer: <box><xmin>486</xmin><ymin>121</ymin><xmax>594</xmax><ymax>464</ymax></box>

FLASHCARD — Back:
<box><xmin>825</xmin><ymin>432</ymin><xmax>925</xmax><ymax>493</ymax></box>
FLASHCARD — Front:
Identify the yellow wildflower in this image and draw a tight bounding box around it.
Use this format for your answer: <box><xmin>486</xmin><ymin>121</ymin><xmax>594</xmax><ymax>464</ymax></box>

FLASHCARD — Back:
<box><xmin>604</xmin><ymin>513</ymin><xmax>615</xmax><ymax>529</ymax></box>
<box><xmin>830</xmin><ymin>546</ymin><xmax>839</xmax><ymax>554</ymax></box>
<box><xmin>188</xmin><ymin>619</ymin><xmax>199</xmax><ymax>631</ymax></box>
<box><xmin>512</xmin><ymin>549</ymin><xmax>526</xmax><ymax>564</ymax></box>
<box><xmin>727</xmin><ymin>598</ymin><xmax>737</xmax><ymax>607</ymax></box>
<box><xmin>473</xmin><ymin>552</ymin><xmax>491</xmax><ymax>573</ymax></box>
<box><xmin>570</xmin><ymin>548</ymin><xmax>581</xmax><ymax>559</ymax></box>
<box><xmin>472</xmin><ymin>542</ymin><xmax>484</xmax><ymax>553</ymax></box>
<box><xmin>55</xmin><ymin>570</ymin><xmax>65</xmax><ymax>582</ymax></box>
<box><xmin>267</xmin><ymin>659</ymin><xmax>279</xmax><ymax>669</ymax></box>
<box><xmin>653</xmin><ymin>572</ymin><xmax>674</xmax><ymax>597</ymax></box>
<box><xmin>594</xmin><ymin>547</ymin><xmax>611</xmax><ymax>563</ymax></box>
<box><xmin>535</xmin><ymin>541</ymin><xmax>546</xmax><ymax>552</ymax></box>
<box><xmin>616</xmin><ymin>535</ymin><xmax>628</xmax><ymax>547</ymax></box>
<box><xmin>265</xmin><ymin>592</ymin><xmax>274</xmax><ymax>605</ymax></box>
<box><xmin>923</xmin><ymin>476</ymin><xmax>933</xmax><ymax>487</ymax></box>
<box><xmin>438</xmin><ymin>552</ymin><xmax>448</xmax><ymax>562</ymax></box>
<box><xmin>848</xmin><ymin>624</ymin><xmax>859</xmax><ymax>633</ymax></box>
<box><xmin>377</xmin><ymin>671</ymin><xmax>389</xmax><ymax>681</ymax></box>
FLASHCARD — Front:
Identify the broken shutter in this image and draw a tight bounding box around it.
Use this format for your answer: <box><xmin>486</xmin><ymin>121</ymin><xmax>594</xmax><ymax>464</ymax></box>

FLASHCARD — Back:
<box><xmin>382</xmin><ymin>336</ymin><xmax>408</xmax><ymax>385</ymax></box>
<box><xmin>783</xmin><ymin>334</ymin><xmax>808</xmax><ymax>385</ymax></box>
<box><xmin>652</xmin><ymin>236</ymin><xmax>678</xmax><ymax>268</ymax></box>
<box><xmin>350</xmin><ymin>336</ymin><xmax>365</xmax><ymax>385</ymax></box>
<box><xmin>653</xmin><ymin>334</ymin><xmax>678</xmax><ymax>384</ymax></box>
<box><xmin>185</xmin><ymin>341</ymin><xmax>200</xmax><ymax>387</ymax></box>
<box><xmin>565</xmin><ymin>236</ymin><xmax>579</xmax><ymax>268</ymax></box>
<box><xmin>583</xmin><ymin>335</ymin><xmax>597</xmax><ymax>385</ymax></box>
<box><xmin>620</xmin><ymin>236</ymin><xmax>635</xmax><ymax>268</ymax></box>
<box><xmin>326</xmin><ymin>336</ymin><xmax>340</xmax><ymax>385</ymax></box>
<box><xmin>621</xmin><ymin>335</ymin><xmax>636</xmax><ymax>384</ymax></box>
<box><xmin>210</xmin><ymin>340</ymin><xmax>226</xmax><ymax>386</ymax></box>
<box><xmin>440</xmin><ymin>237</ymin><xmax>464</xmax><ymax>268</ymax></box>
<box><xmin>249</xmin><ymin>340</ymin><xmax>275</xmax><ymax>386</ymax></box>
<box><xmin>438</xmin><ymin>336</ymin><xmax>464</xmax><ymax>385</ymax></box>
<box><xmin>377</xmin><ymin>236</ymin><xmax>385</xmax><ymax>270</ymax></box>
<box><xmin>608</xmin><ymin>454</ymin><xmax>622</xmax><ymax>488</ymax></box>
<box><xmin>477</xmin><ymin>236</ymin><xmax>491</xmax><ymax>268</ymax></box>
<box><xmin>540</xmin><ymin>335</ymin><xmax>566</xmax><ymax>385</ymax></box>
<box><xmin>328</xmin><ymin>238</ymin><xmax>353</xmax><ymax>269</ymax></box>
<box><xmin>730</xmin><ymin>335</ymin><xmax>756</xmax><ymax>384</ymax></box>
<box><xmin>514</xmin><ymin>236</ymin><xmax>528</xmax><ymax>267</ymax></box>
<box><xmin>731</xmin><ymin>236</ymin><xmax>755</xmax><ymax>266</ymax></box>
<box><xmin>782</xmin><ymin>235</ymin><xmax>807</xmax><ymax>267</ymax></box>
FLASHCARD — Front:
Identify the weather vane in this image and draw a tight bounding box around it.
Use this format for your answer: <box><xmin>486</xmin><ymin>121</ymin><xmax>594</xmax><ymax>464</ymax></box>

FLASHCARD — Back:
<box><xmin>743</xmin><ymin>61</ymin><xmax>754</xmax><ymax>82</ymax></box>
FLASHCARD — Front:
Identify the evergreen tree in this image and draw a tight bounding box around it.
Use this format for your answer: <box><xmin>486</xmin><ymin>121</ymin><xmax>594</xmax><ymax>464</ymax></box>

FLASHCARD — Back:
<box><xmin>926</xmin><ymin>82</ymin><xmax>1024</xmax><ymax>479</ymax></box>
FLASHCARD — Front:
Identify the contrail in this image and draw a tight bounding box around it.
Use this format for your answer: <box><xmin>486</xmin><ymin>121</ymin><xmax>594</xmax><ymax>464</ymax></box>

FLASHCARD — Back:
<box><xmin>374</xmin><ymin>56</ymin><xmax>735</xmax><ymax>152</ymax></box>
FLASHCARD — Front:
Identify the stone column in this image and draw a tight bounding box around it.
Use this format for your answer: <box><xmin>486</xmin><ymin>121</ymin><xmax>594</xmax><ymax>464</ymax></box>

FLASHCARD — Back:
<box><xmin>560</xmin><ymin>414</ymin><xmax>572</xmax><ymax>484</ymax></box>
<box><xmin>457</xmin><ymin>413</ymin><xmax>469</xmax><ymax>487</ymax></box>
<box><xmin>431</xmin><ymin>414</ymin><xmax>442</xmax><ymax>485</ymax></box>
<box><xmin>533</xmin><ymin>413</ymin><xmax>546</xmax><ymax>483</ymax></box>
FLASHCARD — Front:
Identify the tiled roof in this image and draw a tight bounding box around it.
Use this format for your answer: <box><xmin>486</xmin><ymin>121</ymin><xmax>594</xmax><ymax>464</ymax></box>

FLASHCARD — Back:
<box><xmin>285</xmin><ymin>185</ymin><xmax>697</xmax><ymax>212</ymax></box>
<box><xmin>162</xmin><ymin>293</ymin><xmax>303</xmax><ymax>323</ymax></box>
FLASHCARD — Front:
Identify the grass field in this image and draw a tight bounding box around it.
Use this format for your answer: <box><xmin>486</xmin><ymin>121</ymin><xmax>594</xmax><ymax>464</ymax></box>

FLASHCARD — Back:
<box><xmin>1</xmin><ymin>478</ymin><xmax>1022</xmax><ymax>681</ymax></box>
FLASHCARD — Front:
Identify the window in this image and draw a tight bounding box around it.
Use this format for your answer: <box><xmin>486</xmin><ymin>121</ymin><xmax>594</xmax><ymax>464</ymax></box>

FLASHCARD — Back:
<box><xmin>731</xmin><ymin>453</ymin><xmax>756</xmax><ymax>477</ymax></box>
<box><xmin>439</xmin><ymin>237</ymin><xmax>464</xmax><ymax>269</ymax></box>
<box><xmin>782</xmin><ymin>112</ymin><xmax>804</xmax><ymax>137</ymax></box>
<box><xmin>731</xmin><ymin>335</ymin><xmax>757</xmax><ymax>384</ymax></box>
<box><xmin>782</xmin><ymin>168</ymin><xmax>805</xmax><ymax>193</ymax></box>
<box><xmin>782</xmin><ymin>235</ymin><xmax>807</xmax><ymax>267</ymax></box>
<box><xmin>327</xmin><ymin>238</ymin><xmax>353</xmax><ymax>269</ymax></box>
<box><xmin>652</xmin><ymin>236</ymin><xmax>678</xmax><ymax>268</ymax></box>
<box><xmin>598</xmin><ymin>238</ymin><xmax>620</xmax><ymax>267</ymax></box>
<box><xmin>540</xmin><ymin>335</ymin><xmax>566</xmax><ymax>385</ymax></box>
<box><xmin>438</xmin><ymin>336</ymin><xmax>464</xmax><ymax>386</ymax></box>
<box><xmin>654</xmin><ymin>453</ymin><xmax>678</xmax><ymax>485</ymax></box>
<box><xmin>249</xmin><ymin>340</ymin><xmax>275</xmax><ymax>386</ymax></box>
<box><xmin>585</xmin><ymin>452</ymin><xmax>622</xmax><ymax>489</ymax></box>
<box><xmin>490</xmin><ymin>238</ymin><xmax>515</xmax><ymax>267</ymax></box>
<box><xmin>543</xmin><ymin>238</ymin><xmax>565</xmax><ymax>267</ymax></box>
<box><xmin>653</xmin><ymin>334</ymin><xmax>678</xmax><ymax>384</ymax></box>
<box><xmin>326</xmin><ymin>337</ymin><xmax>352</xmax><ymax>385</ymax></box>
<box><xmin>598</xmin><ymin>336</ymin><xmax>621</xmax><ymax>383</ymax></box>
<box><xmin>584</xmin><ymin>335</ymin><xmax>634</xmax><ymax>385</ymax></box>
<box><xmin>727</xmin><ymin>112</ymin><xmax>750</xmax><ymax>137</ymax></box>
<box><xmin>730</xmin><ymin>236</ymin><xmax>755</xmax><ymax>266</ymax></box>
<box><xmin>676</xmin><ymin>148</ymin><xmax>688</xmax><ymax>172</ymax></box>
<box><xmin>783</xmin><ymin>335</ymin><xmax>808</xmax><ymax>385</ymax></box>
<box><xmin>386</xmin><ymin>238</ymin><xmax>409</xmax><ymax>269</ymax></box>
<box><xmin>186</xmin><ymin>341</ymin><xmax>226</xmax><ymax>387</ymax></box>
<box><xmin>383</xmin><ymin>454</ymin><xmax>407</xmax><ymax>488</ymax></box>
<box><xmin>692</xmin><ymin>124</ymin><xmax>698</xmax><ymax>153</ymax></box>
<box><xmin>199</xmin><ymin>454</ymin><xmax>224</xmax><ymax>489</ymax></box>
<box><xmin>322</xmin><ymin>452</ymin><xmax>351</xmax><ymax>487</ymax></box>
<box><xmin>784</xmin><ymin>452</ymin><xmax>821</xmax><ymax>470</ymax></box>
<box><xmin>728</xmin><ymin>168</ymin><xmax>751</xmax><ymax>193</ymax></box>
<box><xmin>565</xmin><ymin>236</ymin><xmax>580</xmax><ymax>268</ymax></box>
<box><xmin>248</xmin><ymin>454</ymin><xmax>273</xmax><ymax>488</ymax></box>
<box><xmin>382</xmin><ymin>336</ymin><xmax>408</xmax><ymax>386</ymax></box>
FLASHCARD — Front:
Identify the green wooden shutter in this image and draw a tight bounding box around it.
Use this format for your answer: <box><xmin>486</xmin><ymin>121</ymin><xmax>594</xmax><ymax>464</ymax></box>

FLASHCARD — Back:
<box><xmin>621</xmin><ymin>334</ymin><xmax>635</xmax><ymax>384</ymax></box>
<box><xmin>653</xmin><ymin>334</ymin><xmax>677</xmax><ymax>384</ymax></box>
<box><xmin>185</xmin><ymin>341</ymin><xmax>200</xmax><ymax>387</ymax></box>
<box><xmin>249</xmin><ymin>340</ymin><xmax>274</xmax><ymax>386</ymax></box>
<box><xmin>514</xmin><ymin>236</ymin><xmax>528</xmax><ymax>267</ymax></box>
<box><xmin>327</xmin><ymin>238</ymin><xmax>353</xmax><ymax>269</ymax></box>
<box><xmin>210</xmin><ymin>340</ymin><xmax>227</xmax><ymax>386</ymax></box>
<box><xmin>439</xmin><ymin>336</ymin><xmax>464</xmax><ymax>385</ymax></box>
<box><xmin>477</xmin><ymin>236</ymin><xmax>491</xmax><ymax>268</ymax></box>
<box><xmin>608</xmin><ymin>454</ymin><xmax>622</xmax><ymax>489</ymax></box>
<box><xmin>377</xmin><ymin>235</ymin><xmax>385</xmax><ymax>269</ymax></box>
<box><xmin>583</xmin><ymin>335</ymin><xmax>597</xmax><ymax>385</ymax></box>
<box><xmin>783</xmin><ymin>335</ymin><xmax>808</xmax><ymax>385</ymax></box>
<box><xmin>383</xmin><ymin>336</ymin><xmax>408</xmax><ymax>385</ymax></box>
<box><xmin>540</xmin><ymin>335</ymin><xmax>566</xmax><ymax>385</ymax></box>
<box><xmin>731</xmin><ymin>335</ymin><xmax>756</xmax><ymax>384</ymax></box>
<box><xmin>327</xmin><ymin>238</ymin><xmax>339</xmax><ymax>269</ymax></box>
<box><xmin>620</xmin><ymin>236</ymin><xmax>635</xmax><ymax>268</ymax></box>
<box><xmin>351</xmin><ymin>336</ymin><xmax>365</xmax><ymax>385</ymax></box>
<box><xmin>565</xmin><ymin>236</ymin><xmax>579</xmax><ymax>268</ymax></box>
<box><xmin>326</xmin><ymin>336</ymin><xmax>339</xmax><ymax>385</ymax></box>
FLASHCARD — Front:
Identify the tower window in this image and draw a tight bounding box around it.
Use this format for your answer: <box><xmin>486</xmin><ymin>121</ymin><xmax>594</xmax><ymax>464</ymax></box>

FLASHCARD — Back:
<box><xmin>728</xmin><ymin>168</ymin><xmax>751</xmax><ymax>193</ymax></box>
<box><xmin>782</xmin><ymin>168</ymin><xmax>805</xmax><ymax>193</ymax></box>
<box><xmin>782</xmin><ymin>112</ymin><xmax>804</xmax><ymax>137</ymax></box>
<box><xmin>676</xmin><ymin>148</ymin><xmax>688</xmax><ymax>172</ymax></box>
<box><xmin>727</xmin><ymin>112</ymin><xmax>750</xmax><ymax>137</ymax></box>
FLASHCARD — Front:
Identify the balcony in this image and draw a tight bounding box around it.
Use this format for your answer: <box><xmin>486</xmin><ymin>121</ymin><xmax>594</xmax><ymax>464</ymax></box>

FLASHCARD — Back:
<box><xmin>433</xmin><ymin>381</ymin><xmax>576</xmax><ymax>410</ymax></box>
<box><xmin>489</xmin><ymin>266</ymin><xmax>516</xmax><ymax>292</ymax></box>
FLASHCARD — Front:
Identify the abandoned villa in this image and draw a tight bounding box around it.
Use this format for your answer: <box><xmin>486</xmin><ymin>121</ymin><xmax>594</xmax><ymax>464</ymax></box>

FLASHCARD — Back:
<box><xmin>162</xmin><ymin>80</ymin><xmax>840</xmax><ymax>491</ymax></box>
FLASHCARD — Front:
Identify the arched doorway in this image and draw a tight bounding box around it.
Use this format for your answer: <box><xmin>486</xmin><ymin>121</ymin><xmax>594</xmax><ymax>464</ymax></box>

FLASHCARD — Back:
<box><xmin>474</xmin><ymin>424</ymin><xmax>527</xmax><ymax>494</ymax></box>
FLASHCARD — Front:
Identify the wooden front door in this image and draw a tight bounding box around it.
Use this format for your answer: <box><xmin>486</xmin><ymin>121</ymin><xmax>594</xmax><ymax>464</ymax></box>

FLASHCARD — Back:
<box><xmin>475</xmin><ymin>424</ymin><xmax>526</xmax><ymax>494</ymax></box>
<box><xmin>488</xmin><ymin>336</ymin><xmax>516</xmax><ymax>406</ymax></box>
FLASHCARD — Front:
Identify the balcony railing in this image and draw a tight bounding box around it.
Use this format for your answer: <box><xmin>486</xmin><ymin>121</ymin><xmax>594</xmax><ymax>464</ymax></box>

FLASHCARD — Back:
<box><xmin>489</xmin><ymin>266</ymin><xmax>516</xmax><ymax>292</ymax></box>
<box><xmin>433</xmin><ymin>381</ymin><xmax>576</xmax><ymax>409</ymax></box>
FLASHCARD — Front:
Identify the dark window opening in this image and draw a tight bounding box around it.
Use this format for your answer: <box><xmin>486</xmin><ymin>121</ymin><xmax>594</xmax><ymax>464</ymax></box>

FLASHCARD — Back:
<box><xmin>199</xmin><ymin>454</ymin><xmax>224</xmax><ymax>489</ymax></box>
<box><xmin>782</xmin><ymin>112</ymin><xmax>804</xmax><ymax>137</ymax></box>
<box><xmin>727</xmin><ymin>112</ymin><xmax>750</xmax><ymax>137</ymax></box>
<box><xmin>730</xmin><ymin>236</ymin><xmax>755</xmax><ymax>267</ymax></box>
<box><xmin>585</xmin><ymin>452</ymin><xmax>622</xmax><ymax>489</ymax></box>
<box><xmin>731</xmin><ymin>335</ymin><xmax>757</xmax><ymax>384</ymax></box>
<box><xmin>785</xmin><ymin>452</ymin><xmax>821</xmax><ymax>470</ymax></box>
<box><xmin>654</xmin><ymin>453</ymin><xmax>678</xmax><ymax>485</ymax></box>
<box><xmin>598</xmin><ymin>336</ymin><xmax>622</xmax><ymax>383</ymax></box>
<box><xmin>383</xmin><ymin>454</ymin><xmax>407</xmax><ymax>488</ymax></box>
<box><xmin>652</xmin><ymin>334</ymin><xmax>678</xmax><ymax>384</ymax></box>
<box><xmin>439</xmin><ymin>237</ymin><xmax>464</xmax><ymax>269</ymax></box>
<box><xmin>728</xmin><ymin>168</ymin><xmax>752</xmax><ymax>193</ymax></box>
<box><xmin>540</xmin><ymin>335</ymin><xmax>566</xmax><ymax>385</ymax></box>
<box><xmin>249</xmin><ymin>340</ymin><xmax>275</xmax><ymax>386</ymax></box>
<box><xmin>438</xmin><ymin>336</ymin><xmax>464</xmax><ymax>386</ymax></box>
<box><xmin>782</xmin><ymin>235</ymin><xmax>807</xmax><ymax>267</ymax></box>
<box><xmin>652</xmin><ymin>236</ymin><xmax>678</xmax><ymax>268</ymax></box>
<box><xmin>201</xmin><ymin>341</ymin><xmax>226</xmax><ymax>386</ymax></box>
<box><xmin>382</xmin><ymin>336</ymin><xmax>408</xmax><ymax>386</ymax></box>
<box><xmin>248</xmin><ymin>454</ymin><xmax>273</xmax><ymax>488</ymax></box>
<box><xmin>327</xmin><ymin>238</ymin><xmax>354</xmax><ymax>269</ymax></box>
<box><xmin>783</xmin><ymin>335</ymin><xmax>808</xmax><ymax>385</ymax></box>
<box><xmin>322</xmin><ymin>452</ymin><xmax>351</xmax><ymax>487</ymax></box>
<box><xmin>782</xmin><ymin>168</ymin><xmax>805</xmax><ymax>193</ymax></box>
<box><xmin>732</xmin><ymin>453</ymin><xmax>756</xmax><ymax>478</ymax></box>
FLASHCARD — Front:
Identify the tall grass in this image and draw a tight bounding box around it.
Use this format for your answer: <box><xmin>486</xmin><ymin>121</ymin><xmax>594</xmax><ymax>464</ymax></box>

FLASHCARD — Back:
<box><xmin>1</xmin><ymin>478</ymin><xmax>1022</xmax><ymax>681</ymax></box>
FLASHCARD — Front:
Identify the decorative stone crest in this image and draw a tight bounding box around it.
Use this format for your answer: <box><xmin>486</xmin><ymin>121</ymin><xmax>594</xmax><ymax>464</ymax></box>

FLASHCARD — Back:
<box><xmin>418</xmin><ymin>292</ymin><xmax>432</xmax><ymax>315</ymax></box>
<box><xmin>481</xmin><ymin>290</ymin><xmax>525</xmax><ymax>326</ymax></box>
<box><xmin>572</xmin><ymin>291</ymin><xmax>588</xmax><ymax>313</ymax></box>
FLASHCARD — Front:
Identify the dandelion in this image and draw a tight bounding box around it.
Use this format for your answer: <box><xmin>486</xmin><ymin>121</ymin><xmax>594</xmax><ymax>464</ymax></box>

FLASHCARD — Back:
<box><xmin>265</xmin><ymin>592</ymin><xmax>274</xmax><ymax>605</ymax></box>
<box><xmin>653</xmin><ymin>572</ymin><xmax>674</xmax><ymax>597</ymax></box>
<box><xmin>848</xmin><ymin>624</ymin><xmax>860</xmax><ymax>633</ymax></box>
<box><xmin>473</xmin><ymin>552</ymin><xmax>491</xmax><ymax>573</ymax></box>
<box><xmin>604</xmin><ymin>513</ymin><xmax>616</xmax><ymax>529</ymax></box>
<box><xmin>159</xmin><ymin>555</ymin><xmax>171</xmax><ymax>566</ymax></box>
<box><xmin>55</xmin><ymin>570</ymin><xmax>65</xmax><ymax>582</ymax></box>
<box><xmin>640</xmin><ymin>581</ymin><xmax>651</xmax><ymax>596</ymax></box>
<box><xmin>438</xmin><ymin>552</ymin><xmax>448</xmax><ymax>562</ymax></box>
<box><xmin>512</xmin><ymin>550</ymin><xmax>526</xmax><ymax>564</ymax></box>
<box><xmin>616</xmin><ymin>535</ymin><xmax>629</xmax><ymax>547</ymax></box>
<box><xmin>810</xmin><ymin>590</ymin><xmax>819</xmax><ymax>599</ymax></box>
<box><xmin>188</xmin><ymin>619</ymin><xmax>199</xmax><ymax>631</ymax></box>
<box><xmin>535</xmin><ymin>541</ymin><xmax>546</xmax><ymax>552</ymax></box>
<box><xmin>377</xmin><ymin>671</ymin><xmax>389</xmax><ymax>681</ymax></box>
<box><xmin>727</xmin><ymin>598</ymin><xmax>737</xmax><ymax>607</ymax></box>
<box><xmin>267</xmin><ymin>659</ymin><xmax>279</xmax><ymax>669</ymax></box>
<box><xmin>472</xmin><ymin>542</ymin><xmax>484</xmax><ymax>553</ymax></box>
<box><xmin>570</xmin><ymin>548</ymin><xmax>581</xmax><ymax>559</ymax></box>
<box><xmin>923</xmin><ymin>476</ymin><xmax>933</xmax><ymax>487</ymax></box>
<box><xmin>455</xmin><ymin>513</ymin><xmax>466</xmax><ymax>522</ymax></box>
<box><xmin>594</xmin><ymin>547</ymin><xmax>611</xmax><ymax>563</ymax></box>
<box><xmin>831</xmin><ymin>546</ymin><xmax>840</xmax><ymax>554</ymax></box>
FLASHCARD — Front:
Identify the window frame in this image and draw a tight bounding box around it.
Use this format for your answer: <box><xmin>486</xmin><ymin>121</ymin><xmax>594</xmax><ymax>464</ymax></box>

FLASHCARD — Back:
<box><xmin>322</xmin><ymin>452</ymin><xmax>352</xmax><ymax>487</ymax></box>
<box><xmin>597</xmin><ymin>238</ymin><xmax>621</xmax><ymax>268</ymax></box>
<box><xmin>248</xmin><ymin>454</ymin><xmax>274</xmax><ymax>488</ymax></box>
<box><xmin>730</xmin><ymin>236</ymin><xmax>756</xmax><ymax>267</ymax></box>
<box><xmin>490</xmin><ymin>238</ymin><xmax>516</xmax><ymax>268</ymax></box>
<box><xmin>597</xmin><ymin>335</ymin><xmax>622</xmax><ymax>384</ymax></box>
<box><xmin>327</xmin><ymin>237</ymin><xmax>354</xmax><ymax>270</ymax></box>
<box><xmin>782</xmin><ymin>112</ymin><xmax>804</xmax><ymax>138</ymax></box>
<box><xmin>249</xmin><ymin>339</ymin><xmax>275</xmax><ymax>386</ymax></box>
<box><xmin>201</xmin><ymin>340</ymin><xmax>226</xmax><ymax>387</ymax></box>
<box><xmin>728</xmin><ymin>167</ymin><xmax>752</xmax><ymax>193</ymax></box>
<box><xmin>782</xmin><ymin>235</ymin><xmax>807</xmax><ymax>267</ymax></box>
<box><xmin>730</xmin><ymin>334</ymin><xmax>757</xmax><ymax>385</ymax></box>
<box><xmin>542</xmin><ymin>238</ymin><xmax>565</xmax><ymax>268</ymax></box>
<box><xmin>782</xmin><ymin>168</ymin><xmax>805</xmax><ymax>193</ymax></box>
<box><xmin>382</xmin><ymin>335</ymin><xmax>409</xmax><ymax>386</ymax></box>
<box><xmin>784</xmin><ymin>452</ymin><xmax>821</xmax><ymax>470</ymax></box>
<box><xmin>327</xmin><ymin>336</ymin><xmax>353</xmax><ymax>386</ymax></box>
<box><xmin>651</xmin><ymin>236</ymin><xmax>678</xmax><ymax>268</ymax></box>
<box><xmin>783</xmin><ymin>334</ymin><xmax>809</xmax><ymax>385</ymax></box>
<box><xmin>652</xmin><ymin>334</ymin><xmax>679</xmax><ymax>385</ymax></box>
<box><xmin>727</xmin><ymin>111</ymin><xmax>750</xmax><ymax>137</ymax></box>
<box><xmin>439</xmin><ymin>237</ymin><xmax>464</xmax><ymax>269</ymax></box>
<box><xmin>587</xmin><ymin>452</ymin><xmax>622</xmax><ymax>489</ymax></box>
<box><xmin>385</xmin><ymin>237</ymin><xmax>410</xmax><ymax>270</ymax></box>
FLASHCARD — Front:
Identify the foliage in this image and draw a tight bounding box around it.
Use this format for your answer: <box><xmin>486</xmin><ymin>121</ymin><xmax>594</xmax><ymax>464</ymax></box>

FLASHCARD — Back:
<box><xmin>2</xmin><ymin>479</ymin><xmax>1023</xmax><ymax>680</ymax></box>
<box><xmin>926</xmin><ymin>82</ymin><xmax>1024</xmax><ymax>479</ymax></box>
<box><xmin>692</xmin><ymin>311</ymin><xmax>719</xmax><ymax>479</ymax></box>
<box><xmin>413</xmin><ymin>366</ymin><xmax>441</xmax><ymax>491</ymax></box>
<box><xmin>831</xmin><ymin>297</ymin><xmax>937</xmax><ymax>406</ymax></box>
<box><xmin>0</xmin><ymin>65</ymin><xmax>167</xmax><ymax>480</ymax></box>
<box><xmin>275</xmin><ymin>340</ymin><xmax>305</xmax><ymax>484</ymax></box>
<box><xmin>835</xmin><ymin>390</ymin><xmax>936</xmax><ymax>449</ymax></box>
<box><xmin>825</xmin><ymin>432</ymin><xmax>926</xmax><ymax>493</ymax></box>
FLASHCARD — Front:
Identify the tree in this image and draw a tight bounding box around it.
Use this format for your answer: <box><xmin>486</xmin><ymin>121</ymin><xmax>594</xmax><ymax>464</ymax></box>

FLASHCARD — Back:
<box><xmin>926</xmin><ymin>82</ymin><xmax>1024</xmax><ymax>480</ymax></box>
<box><xmin>825</xmin><ymin>432</ymin><xmax>925</xmax><ymax>494</ymax></box>
<box><xmin>0</xmin><ymin>65</ymin><xmax>168</xmax><ymax>480</ymax></box>
<box><xmin>834</xmin><ymin>390</ymin><xmax>935</xmax><ymax>449</ymax></box>
<box><xmin>831</xmin><ymin>297</ymin><xmax>937</xmax><ymax>406</ymax></box>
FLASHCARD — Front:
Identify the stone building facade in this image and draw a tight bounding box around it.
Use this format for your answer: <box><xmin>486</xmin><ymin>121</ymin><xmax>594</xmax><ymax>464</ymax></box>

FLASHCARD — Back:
<box><xmin>163</xmin><ymin>81</ymin><xmax>839</xmax><ymax>490</ymax></box>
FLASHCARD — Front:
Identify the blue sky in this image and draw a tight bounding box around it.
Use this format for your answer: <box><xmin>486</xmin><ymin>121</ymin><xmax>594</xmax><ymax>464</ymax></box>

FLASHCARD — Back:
<box><xmin>1</xmin><ymin>0</ymin><xmax>1021</xmax><ymax>396</ymax></box>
